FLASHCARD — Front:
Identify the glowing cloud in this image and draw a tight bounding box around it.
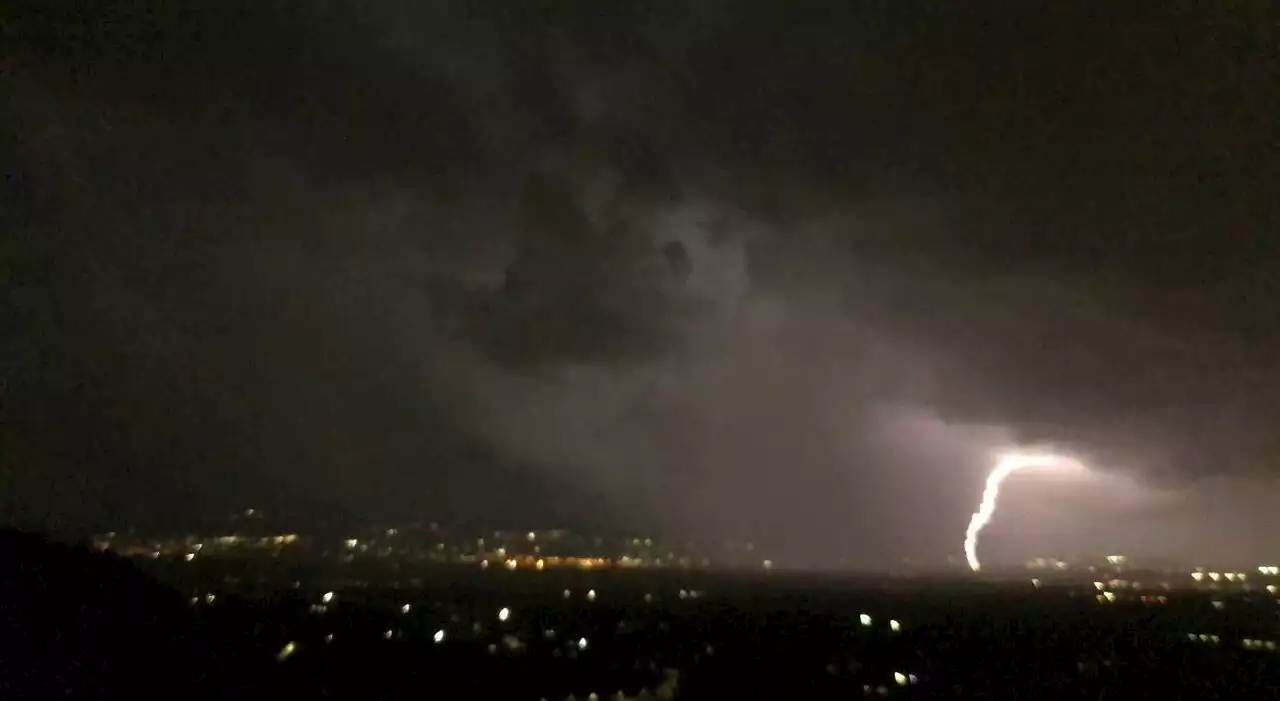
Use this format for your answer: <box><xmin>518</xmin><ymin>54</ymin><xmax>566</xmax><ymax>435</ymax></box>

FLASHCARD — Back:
<box><xmin>964</xmin><ymin>451</ymin><xmax>1087</xmax><ymax>572</ymax></box>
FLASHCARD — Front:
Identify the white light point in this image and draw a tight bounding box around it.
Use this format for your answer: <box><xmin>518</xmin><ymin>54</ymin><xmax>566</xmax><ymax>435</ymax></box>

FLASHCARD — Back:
<box><xmin>964</xmin><ymin>450</ymin><xmax>1088</xmax><ymax>572</ymax></box>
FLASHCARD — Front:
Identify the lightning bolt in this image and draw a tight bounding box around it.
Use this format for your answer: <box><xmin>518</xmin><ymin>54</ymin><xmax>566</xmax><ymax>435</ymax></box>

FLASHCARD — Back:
<box><xmin>964</xmin><ymin>451</ymin><xmax>1086</xmax><ymax>572</ymax></box>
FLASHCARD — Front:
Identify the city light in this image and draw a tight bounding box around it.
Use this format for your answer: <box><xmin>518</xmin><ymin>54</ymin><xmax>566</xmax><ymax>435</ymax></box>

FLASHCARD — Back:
<box><xmin>860</xmin><ymin>613</ymin><xmax>872</xmax><ymax>626</ymax></box>
<box><xmin>965</xmin><ymin>451</ymin><xmax>1088</xmax><ymax>572</ymax></box>
<box><xmin>498</xmin><ymin>607</ymin><xmax>510</xmax><ymax>622</ymax></box>
<box><xmin>433</xmin><ymin>629</ymin><xmax>445</xmax><ymax>643</ymax></box>
<box><xmin>322</xmin><ymin>591</ymin><xmax>335</xmax><ymax>603</ymax></box>
<box><xmin>577</xmin><ymin>637</ymin><xmax>589</xmax><ymax>651</ymax></box>
<box><xmin>276</xmin><ymin>641</ymin><xmax>297</xmax><ymax>661</ymax></box>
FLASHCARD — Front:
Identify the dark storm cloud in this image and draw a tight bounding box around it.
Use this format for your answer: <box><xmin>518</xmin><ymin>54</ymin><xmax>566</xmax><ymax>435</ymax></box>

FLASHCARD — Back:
<box><xmin>6</xmin><ymin>1</ymin><xmax>1280</xmax><ymax>560</ymax></box>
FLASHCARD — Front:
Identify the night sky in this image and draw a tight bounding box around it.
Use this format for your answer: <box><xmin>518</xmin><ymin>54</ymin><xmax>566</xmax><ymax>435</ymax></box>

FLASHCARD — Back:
<box><xmin>5</xmin><ymin>2</ymin><xmax>1280</xmax><ymax>564</ymax></box>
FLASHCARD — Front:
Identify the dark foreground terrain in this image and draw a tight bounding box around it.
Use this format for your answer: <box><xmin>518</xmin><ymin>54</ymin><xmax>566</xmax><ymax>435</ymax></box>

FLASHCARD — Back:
<box><xmin>3</xmin><ymin>530</ymin><xmax>1278</xmax><ymax>700</ymax></box>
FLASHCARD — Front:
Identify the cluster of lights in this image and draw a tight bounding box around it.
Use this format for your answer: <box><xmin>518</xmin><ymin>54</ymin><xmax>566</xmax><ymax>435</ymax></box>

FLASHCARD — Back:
<box><xmin>483</xmin><ymin>555</ymin><xmax>615</xmax><ymax>571</ymax></box>
<box><xmin>1188</xmin><ymin>634</ymin><xmax>1280</xmax><ymax>653</ymax></box>
<box><xmin>1191</xmin><ymin>571</ymin><xmax>1250</xmax><ymax>582</ymax></box>
<box><xmin>295</xmin><ymin>612</ymin><xmax>615</xmax><ymax>664</ymax></box>
<box><xmin>1258</xmin><ymin>565</ymin><xmax>1279</xmax><ymax>575</ymax></box>
<box><xmin>265</xmin><ymin>601</ymin><xmax>930</xmax><ymax>696</ymax></box>
<box><xmin>1242</xmin><ymin>638</ymin><xmax>1278</xmax><ymax>651</ymax></box>
<box><xmin>862</xmin><ymin>672</ymin><xmax>919</xmax><ymax>697</ymax></box>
